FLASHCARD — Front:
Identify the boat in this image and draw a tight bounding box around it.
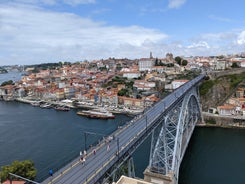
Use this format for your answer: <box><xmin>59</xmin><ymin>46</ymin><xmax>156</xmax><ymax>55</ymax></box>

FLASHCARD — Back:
<box><xmin>54</xmin><ymin>105</ymin><xmax>70</xmax><ymax>111</ymax></box>
<box><xmin>40</xmin><ymin>103</ymin><xmax>52</xmax><ymax>109</ymax></box>
<box><xmin>77</xmin><ymin>109</ymin><xmax>115</xmax><ymax>119</ymax></box>
<box><xmin>31</xmin><ymin>101</ymin><xmax>40</xmax><ymax>107</ymax></box>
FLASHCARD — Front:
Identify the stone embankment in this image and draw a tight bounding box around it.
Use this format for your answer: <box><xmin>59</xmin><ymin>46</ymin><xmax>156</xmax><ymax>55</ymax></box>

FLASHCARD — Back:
<box><xmin>199</xmin><ymin>112</ymin><xmax>245</xmax><ymax>129</ymax></box>
<box><xmin>15</xmin><ymin>97</ymin><xmax>143</xmax><ymax>116</ymax></box>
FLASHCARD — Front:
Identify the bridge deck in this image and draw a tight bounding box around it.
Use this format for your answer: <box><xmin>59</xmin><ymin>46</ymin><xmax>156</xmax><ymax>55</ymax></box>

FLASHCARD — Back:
<box><xmin>41</xmin><ymin>75</ymin><xmax>205</xmax><ymax>184</ymax></box>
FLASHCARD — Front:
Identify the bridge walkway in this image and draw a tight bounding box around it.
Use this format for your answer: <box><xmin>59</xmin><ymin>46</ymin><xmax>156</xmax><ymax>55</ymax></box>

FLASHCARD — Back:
<box><xmin>41</xmin><ymin>75</ymin><xmax>205</xmax><ymax>184</ymax></box>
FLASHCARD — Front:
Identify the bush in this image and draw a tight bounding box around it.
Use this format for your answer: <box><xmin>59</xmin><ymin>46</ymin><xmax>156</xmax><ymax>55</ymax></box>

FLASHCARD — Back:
<box><xmin>0</xmin><ymin>160</ymin><xmax>37</xmax><ymax>182</ymax></box>
<box><xmin>199</xmin><ymin>80</ymin><xmax>216</xmax><ymax>96</ymax></box>
<box><xmin>206</xmin><ymin>117</ymin><xmax>216</xmax><ymax>124</ymax></box>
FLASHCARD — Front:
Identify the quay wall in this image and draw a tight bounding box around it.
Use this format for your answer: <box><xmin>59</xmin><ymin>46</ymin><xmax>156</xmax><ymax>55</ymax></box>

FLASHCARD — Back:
<box><xmin>200</xmin><ymin>112</ymin><xmax>245</xmax><ymax>128</ymax></box>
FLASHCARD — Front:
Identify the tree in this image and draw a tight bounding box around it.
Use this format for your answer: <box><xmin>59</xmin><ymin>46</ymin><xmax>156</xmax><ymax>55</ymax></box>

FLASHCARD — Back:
<box><xmin>155</xmin><ymin>58</ymin><xmax>158</xmax><ymax>66</ymax></box>
<box><xmin>1</xmin><ymin>80</ymin><xmax>14</xmax><ymax>86</ymax></box>
<box><xmin>231</xmin><ymin>62</ymin><xmax>240</xmax><ymax>68</ymax></box>
<box><xmin>182</xmin><ymin>60</ymin><xmax>188</xmax><ymax>66</ymax></box>
<box><xmin>0</xmin><ymin>160</ymin><xmax>37</xmax><ymax>182</ymax></box>
<box><xmin>175</xmin><ymin>56</ymin><xmax>182</xmax><ymax>65</ymax></box>
<box><xmin>118</xmin><ymin>88</ymin><xmax>129</xmax><ymax>96</ymax></box>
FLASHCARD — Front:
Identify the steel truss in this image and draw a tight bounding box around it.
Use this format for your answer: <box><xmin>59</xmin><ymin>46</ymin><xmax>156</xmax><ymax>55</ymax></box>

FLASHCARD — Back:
<box><xmin>149</xmin><ymin>86</ymin><xmax>202</xmax><ymax>183</ymax></box>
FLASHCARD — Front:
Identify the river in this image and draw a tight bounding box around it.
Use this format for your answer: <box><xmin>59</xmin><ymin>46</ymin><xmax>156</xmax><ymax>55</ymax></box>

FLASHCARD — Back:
<box><xmin>0</xmin><ymin>101</ymin><xmax>132</xmax><ymax>182</ymax></box>
<box><xmin>0</xmin><ymin>73</ymin><xmax>245</xmax><ymax>183</ymax></box>
<box><xmin>0</xmin><ymin>71</ymin><xmax>24</xmax><ymax>84</ymax></box>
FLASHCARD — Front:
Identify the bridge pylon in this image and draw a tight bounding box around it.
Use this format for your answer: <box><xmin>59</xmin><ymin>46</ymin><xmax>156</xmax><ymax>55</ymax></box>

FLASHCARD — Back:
<box><xmin>144</xmin><ymin>86</ymin><xmax>202</xmax><ymax>184</ymax></box>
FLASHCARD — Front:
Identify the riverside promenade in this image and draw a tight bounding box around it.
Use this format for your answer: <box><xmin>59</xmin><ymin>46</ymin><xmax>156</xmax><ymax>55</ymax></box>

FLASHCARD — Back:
<box><xmin>15</xmin><ymin>97</ymin><xmax>144</xmax><ymax>115</ymax></box>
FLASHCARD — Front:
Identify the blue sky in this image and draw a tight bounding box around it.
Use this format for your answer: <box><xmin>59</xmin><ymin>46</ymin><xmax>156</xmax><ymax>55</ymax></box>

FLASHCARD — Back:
<box><xmin>1</xmin><ymin>0</ymin><xmax>245</xmax><ymax>65</ymax></box>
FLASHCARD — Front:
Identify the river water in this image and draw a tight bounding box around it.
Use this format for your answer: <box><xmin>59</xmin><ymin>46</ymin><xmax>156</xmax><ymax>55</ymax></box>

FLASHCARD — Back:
<box><xmin>0</xmin><ymin>71</ymin><xmax>24</xmax><ymax>84</ymax></box>
<box><xmin>0</xmin><ymin>73</ymin><xmax>245</xmax><ymax>183</ymax></box>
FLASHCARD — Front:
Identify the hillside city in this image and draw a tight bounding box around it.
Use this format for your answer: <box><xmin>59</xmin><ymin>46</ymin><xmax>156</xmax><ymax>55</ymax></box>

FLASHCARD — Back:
<box><xmin>1</xmin><ymin>52</ymin><xmax>245</xmax><ymax>116</ymax></box>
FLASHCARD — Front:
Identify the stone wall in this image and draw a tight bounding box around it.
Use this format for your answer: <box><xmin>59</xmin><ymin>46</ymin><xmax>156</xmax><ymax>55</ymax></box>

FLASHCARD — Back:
<box><xmin>202</xmin><ymin>112</ymin><xmax>245</xmax><ymax>128</ymax></box>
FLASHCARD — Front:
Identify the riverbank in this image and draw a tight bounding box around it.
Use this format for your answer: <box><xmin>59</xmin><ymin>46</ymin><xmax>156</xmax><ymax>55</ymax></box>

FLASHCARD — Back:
<box><xmin>197</xmin><ymin>123</ymin><xmax>245</xmax><ymax>129</ymax></box>
<box><xmin>15</xmin><ymin>97</ymin><xmax>143</xmax><ymax>116</ymax></box>
<box><xmin>200</xmin><ymin>112</ymin><xmax>245</xmax><ymax>129</ymax></box>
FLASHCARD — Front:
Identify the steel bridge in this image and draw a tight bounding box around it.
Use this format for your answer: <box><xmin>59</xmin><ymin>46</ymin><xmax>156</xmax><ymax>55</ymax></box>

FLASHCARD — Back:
<box><xmin>41</xmin><ymin>75</ymin><xmax>205</xmax><ymax>184</ymax></box>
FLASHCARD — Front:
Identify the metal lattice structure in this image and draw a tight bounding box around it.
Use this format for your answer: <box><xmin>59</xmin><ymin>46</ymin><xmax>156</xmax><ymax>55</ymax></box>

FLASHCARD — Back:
<box><xmin>149</xmin><ymin>86</ymin><xmax>202</xmax><ymax>183</ymax></box>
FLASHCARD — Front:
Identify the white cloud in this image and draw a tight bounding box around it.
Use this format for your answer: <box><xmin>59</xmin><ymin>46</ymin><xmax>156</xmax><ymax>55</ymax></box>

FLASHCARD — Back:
<box><xmin>187</xmin><ymin>41</ymin><xmax>210</xmax><ymax>49</ymax></box>
<box><xmin>168</xmin><ymin>0</ymin><xmax>186</xmax><ymax>9</ymax></box>
<box><xmin>237</xmin><ymin>31</ymin><xmax>245</xmax><ymax>45</ymax></box>
<box><xmin>208</xmin><ymin>15</ymin><xmax>233</xmax><ymax>23</ymax></box>
<box><xmin>0</xmin><ymin>3</ymin><xmax>168</xmax><ymax>65</ymax></box>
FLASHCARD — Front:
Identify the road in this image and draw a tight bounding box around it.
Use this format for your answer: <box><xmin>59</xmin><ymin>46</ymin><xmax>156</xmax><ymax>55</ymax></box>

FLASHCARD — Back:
<box><xmin>41</xmin><ymin>75</ymin><xmax>205</xmax><ymax>184</ymax></box>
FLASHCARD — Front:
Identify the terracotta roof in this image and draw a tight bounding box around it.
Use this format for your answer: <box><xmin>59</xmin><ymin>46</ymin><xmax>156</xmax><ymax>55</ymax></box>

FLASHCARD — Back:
<box><xmin>3</xmin><ymin>180</ymin><xmax>26</xmax><ymax>184</ymax></box>
<box><xmin>217</xmin><ymin>105</ymin><xmax>235</xmax><ymax>109</ymax></box>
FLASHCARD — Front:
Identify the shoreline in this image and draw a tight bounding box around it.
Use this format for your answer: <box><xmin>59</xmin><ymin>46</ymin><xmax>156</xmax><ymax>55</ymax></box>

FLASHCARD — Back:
<box><xmin>14</xmin><ymin>97</ymin><xmax>143</xmax><ymax>116</ymax></box>
<box><xmin>197</xmin><ymin>123</ymin><xmax>245</xmax><ymax>129</ymax></box>
<box><xmin>4</xmin><ymin>99</ymin><xmax>245</xmax><ymax>129</ymax></box>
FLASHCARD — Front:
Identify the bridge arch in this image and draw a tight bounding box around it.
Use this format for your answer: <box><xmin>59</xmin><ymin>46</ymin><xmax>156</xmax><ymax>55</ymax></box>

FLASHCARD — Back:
<box><xmin>148</xmin><ymin>86</ymin><xmax>202</xmax><ymax>183</ymax></box>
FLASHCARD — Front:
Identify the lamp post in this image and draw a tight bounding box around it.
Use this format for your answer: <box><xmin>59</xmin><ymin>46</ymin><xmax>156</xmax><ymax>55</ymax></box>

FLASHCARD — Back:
<box><xmin>117</xmin><ymin>137</ymin><xmax>120</xmax><ymax>160</ymax></box>
<box><xmin>145</xmin><ymin>114</ymin><xmax>148</xmax><ymax>131</ymax></box>
<box><xmin>84</xmin><ymin>131</ymin><xmax>106</xmax><ymax>151</ymax></box>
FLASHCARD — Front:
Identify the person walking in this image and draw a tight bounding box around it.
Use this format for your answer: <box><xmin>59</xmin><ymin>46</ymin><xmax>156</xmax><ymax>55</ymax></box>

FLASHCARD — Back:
<box><xmin>93</xmin><ymin>149</ymin><xmax>96</xmax><ymax>155</ymax></box>
<box><xmin>80</xmin><ymin>151</ymin><xmax>83</xmax><ymax>162</ymax></box>
<box><xmin>49</xmin><ymin>169</ymin><xmax>53</xmax><ymax>177</ymax></box>
<box><xmin>107</xmin><ymin>144</ymin><xmax>110</xmax><ymax>151</ymax></box>
<box><xmin>84</xmin><ymin>150</ymin><xmax>87</xmax><ymax>157</ymax></box>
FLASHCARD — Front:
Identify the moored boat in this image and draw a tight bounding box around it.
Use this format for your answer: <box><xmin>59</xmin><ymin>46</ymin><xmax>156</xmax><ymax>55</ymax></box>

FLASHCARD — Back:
<box><xmin>77</xmin><ymin>109</ymin><xmax>115</xmax><ymax>119</ymax></box>
<box><xmin>40</xmin><ymin>103</ymin><xmax>52</xmax><ymax>109</ymax></box>
<box><xmin>31</xmin><ymin>101</ymin><xmax>40</xmax><ymax>107</ymax></box>
<box><xmin>54</xmin><ymin>105</ymin><xmax>70</xmax><ymax>111</ymax></box>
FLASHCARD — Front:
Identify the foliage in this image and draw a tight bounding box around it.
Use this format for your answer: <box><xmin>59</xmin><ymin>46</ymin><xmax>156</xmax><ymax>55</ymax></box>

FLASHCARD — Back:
<box><xmin>125</xmin><ymin>81</ymin><xmax>134</xmax><ymax>88</ymax></box>
<box><xmin>174</xmin><ymin>56</ymin><xmax>188</xmax><ymax>66</ymax></box>
<box><xmin>200</xmin><ymin>72</ymin><xmax>245</xmax><ymax>96</ymax></box>
<box><xmin>175</xmin><ymin>56</ymin><xmax>182</xmax><ymax>65</ymax></box>
<box><xmin>227</xmin><ymin>72</ymin><xmax>245</xmax><ymax>88</ymax></box>
<box><xmin>182</xmin><ymin>59</ymin><xmax>188</xmax><ymax>66</ymax></box>
<box><xmin>118</xmin><ymin>88</ymin><xmax>129</xmax><ymax>97</ymax></box>
<box><xmin>26</xmin><ymin>62</ymin><xmax>62</xmax><ymax>72</ymax></box>
<box><xmin>1</xmin><ymin>80</ymin><xmax>14</xmax><ymax>86</ymax></box>
<box><xmin>0</xmin><ymin>67</ymin><xmax>8</xmax><ymax>73</ymax></box>
<box><xmin>231</xmin><ymin>62</ymin><xmax>240</xmax><ymax>68</ymax></box>
<box><xmin>199</xmin><ymin>79</ymin><xmax>216</xmax><ymax>96</ymax></box>
<box><xmin>176</xmin><ymin>70</ymin><xmax>201</xmax><ymax>80</ymax></box>
<box><xmin>206</xmin><ymin>117</ymin><xmax>216</xmax><ymax>124</ymax></box>
<box><xmin>112</xmin><ymin>76</ymin><xmax>127</xmax><ymax>84</ymax></box>
<box><xmin>0</xmin><ymin>160</ymin><xmax>37</xmax><ymax>182</ymax></box>
<box><xmin>99</xmin><ymin>66</ymin><xmax>107</xmax><ymax>71</ymax></box>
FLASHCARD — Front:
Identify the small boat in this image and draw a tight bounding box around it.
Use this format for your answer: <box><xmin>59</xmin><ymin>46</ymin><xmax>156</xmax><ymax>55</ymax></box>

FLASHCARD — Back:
<box><xmin>54</xmin><ymin>105</ymin><xmax>70</xmax><ymax>111</ymax></box>
<box><xmin>31</xmin><ymin>101</ymin><xmax>40</xmax><ymax>107</ymax></box>
<box><xmin>77</xmin><ymin>109</ymin><xmax>115</xmax><ymax>119</ymax></box>
<box><xmin>40</xmin><ymin>103</ymin><xmax>52</xmax><ymax>109</ymax></box>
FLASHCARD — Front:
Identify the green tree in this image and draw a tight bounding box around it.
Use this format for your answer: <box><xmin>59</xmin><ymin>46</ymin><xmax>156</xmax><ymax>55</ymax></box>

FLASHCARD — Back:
<box><xmin>0</xmin><ymin>160</ymin><xmax>37</xmax><ymax>182</ymax></box>
<box><xmin>118</xmin><ymin>88</ymin><xmax>128</xmax><ymax>96</ymax></box>
<box><xmin>1</xmin><ymin>80</ymin><xmax>14</xmax><ymax>86</ymax></box>
<box><xmin>175</xmin><ymin>56</ymin><xmax>182</xmax><ymax>65</ymax></box>
<box><xmin>231</xmin><ymin>62</ymin><xmax>240</xmax><ymax>68</ymax></box>
<box><xmin>155</xmin><ymin>58</ymin><xmax>159</xmax><ymax>66</ymax></box>
<box><xmin>182</xmin><ymin>60</ymin><xmax>188</xmax><ymax>66</ymax></box>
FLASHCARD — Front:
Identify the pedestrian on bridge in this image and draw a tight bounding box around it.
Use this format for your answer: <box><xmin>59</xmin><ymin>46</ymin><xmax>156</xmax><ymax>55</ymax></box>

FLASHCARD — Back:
<box><xmin>84</xmin><ymin>150</ymin><xmax>87</xmax><ymax>157</ymax></box>
<box><xmin>49</xmin><ymin>169</ymin><xmax>53</xmax><ymax>177</ymax></box>
<box><xmin>93</xmin><ymin>148</ymin><xmax>96</xmax><ymax>155</ymax></box>
<box><xmin>107</xmin><ymin>144</ymin><xmax>110</xmax><ymax>151</ymax></box>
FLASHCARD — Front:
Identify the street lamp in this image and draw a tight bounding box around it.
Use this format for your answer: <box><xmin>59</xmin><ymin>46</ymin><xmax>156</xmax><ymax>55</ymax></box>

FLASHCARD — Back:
<box><xmin>145</xmin><ymin>114</ymin><xmax>148</xmax><ymax>131</ymax></box>
<box><xmin>117</xmin><ymin>137</ymin><xmax>120</xmax><ymax>160</ymax></box>
<box><xmin>84</xmin><ymin>131</ymin><xmax>105</xmax><ymax>151</ymax></box>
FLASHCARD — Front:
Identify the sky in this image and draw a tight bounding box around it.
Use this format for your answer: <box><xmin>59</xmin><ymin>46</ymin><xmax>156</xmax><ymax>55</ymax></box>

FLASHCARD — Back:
<box><xmin>1</xmin><ymin>0</ymin><xmax>245</xmax><ymax>65</ymax></box>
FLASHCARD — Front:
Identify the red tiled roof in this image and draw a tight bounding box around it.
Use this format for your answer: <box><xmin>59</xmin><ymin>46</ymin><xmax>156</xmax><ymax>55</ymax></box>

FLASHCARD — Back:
<box><xmin>3</xmin><ymin>180</ymin><xmax>25</xmax><ymax>184</ymax></box>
